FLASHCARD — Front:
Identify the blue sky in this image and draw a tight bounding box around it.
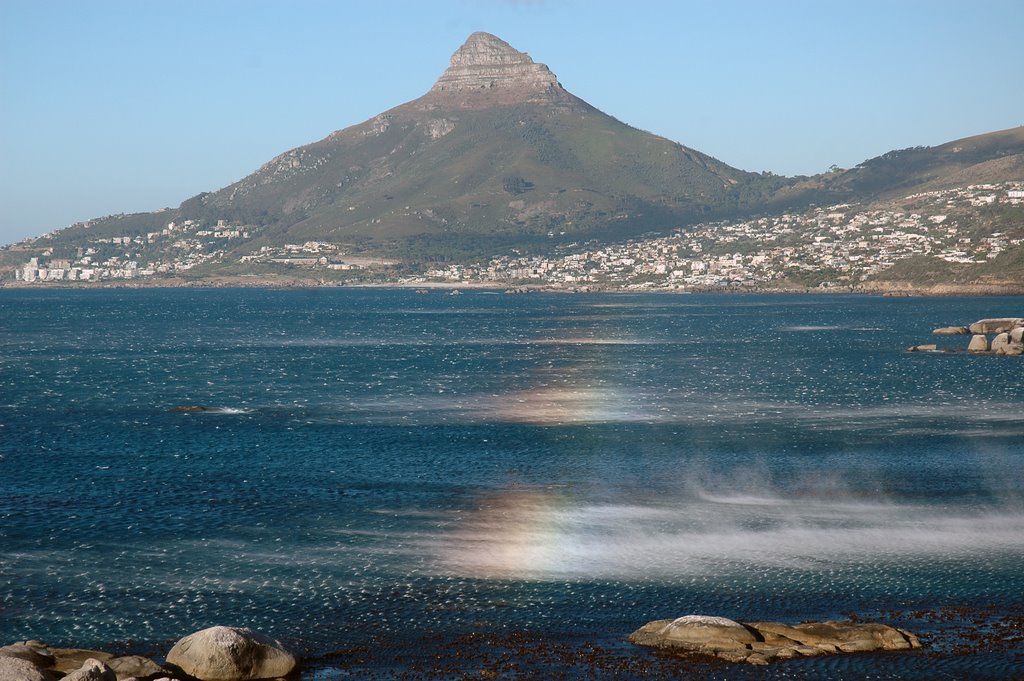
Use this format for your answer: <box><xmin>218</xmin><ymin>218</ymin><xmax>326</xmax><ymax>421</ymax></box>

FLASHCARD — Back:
<box><xmin>2</xmin><ymin>0</ymin><xmax>1022</xmax><ymax>245</ymax></box>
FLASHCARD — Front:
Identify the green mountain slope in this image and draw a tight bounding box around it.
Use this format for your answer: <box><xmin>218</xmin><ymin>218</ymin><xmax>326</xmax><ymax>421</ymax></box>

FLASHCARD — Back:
<box><xmin>771</xmin><ymin>126</ymin><xmax>1024</xmax><ymax>209</ymax></box>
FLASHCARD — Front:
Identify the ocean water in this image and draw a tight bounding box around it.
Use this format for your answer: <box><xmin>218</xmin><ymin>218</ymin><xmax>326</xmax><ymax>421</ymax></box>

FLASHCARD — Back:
<box><xmin>1</xmin><ymin>289</ymin><xmax>1022</xmax><ymax>679</ymax></box>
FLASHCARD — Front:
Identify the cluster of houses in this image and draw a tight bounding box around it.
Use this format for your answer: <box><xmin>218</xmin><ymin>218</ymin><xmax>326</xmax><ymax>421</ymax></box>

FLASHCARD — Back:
<box><xmin>422</xmin><ymin>182</ymin><xmax>1024</xmax><ymax>289</ymax></box>
<box><xmin>12</xmin><ymin>218</ymin><xmax>243</xmax><ymax>282</ymax></box>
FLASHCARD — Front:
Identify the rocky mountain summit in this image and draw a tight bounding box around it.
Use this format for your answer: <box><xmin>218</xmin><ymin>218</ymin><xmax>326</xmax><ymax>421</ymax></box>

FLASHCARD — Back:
<box><xmin>427</xmin><ymin>32</ymin><xmax>568</xmax><ymax>107</ymax></box>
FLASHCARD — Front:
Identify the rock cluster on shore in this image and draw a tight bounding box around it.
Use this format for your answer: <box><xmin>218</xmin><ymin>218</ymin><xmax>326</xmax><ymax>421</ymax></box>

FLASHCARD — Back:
<box><xmin>0</xmin><ymin>627</ymin><xmax>296</xmax><ymax>681</ymax></box>
<box><xmin>906</xmin><ymin>317</ymin><xmax>1024</xmax><ymax>355</ymax></box>
<box><xmin>629</xmin><ymin>614</ymin><xmax>922</xmax><ymax>666</ymax></box>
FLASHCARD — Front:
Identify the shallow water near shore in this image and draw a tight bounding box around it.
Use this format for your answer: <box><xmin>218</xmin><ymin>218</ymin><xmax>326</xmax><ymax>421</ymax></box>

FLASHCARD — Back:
<box><xmin>1</xmin><ymin>289</ymin><xmax>1023</xmax><ymax>678</ymax></box>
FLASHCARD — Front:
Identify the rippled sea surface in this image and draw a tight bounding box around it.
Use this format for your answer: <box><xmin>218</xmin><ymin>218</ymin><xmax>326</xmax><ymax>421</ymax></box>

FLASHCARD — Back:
<box><xmin>1</xmin><ymin>289</ymin><xmax>1022</xmax><ymax>679</ymax></box>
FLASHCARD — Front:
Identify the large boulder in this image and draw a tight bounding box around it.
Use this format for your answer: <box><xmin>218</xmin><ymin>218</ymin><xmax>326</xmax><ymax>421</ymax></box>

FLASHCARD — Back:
<box><xmin>969</xmin><ymin>318</ymin><xmax>1023</xmax><ymax>334</ymax></box>
<box><xmin>165</xmin><ymin>626</ymin><xmax>296</xmax><ymax>681</ymax></box>
<box><xmin>1011</xmin><ymin>327</ymin><xmax>1024</xmax><ymax>344</ymax></box>
<box><xmin>967</xmin><ymin>334</ymin><xmax>989</xmax><ymax>353</ymax></box>
<box><xmin>630</xmin><ymin>615</ymin><xmax>921</xmax><ymax>665</ymax></box>
<box><xmin>0</xmin><ymin>656</ymin><xmax>56</xmax><ymax>681</ymax></box>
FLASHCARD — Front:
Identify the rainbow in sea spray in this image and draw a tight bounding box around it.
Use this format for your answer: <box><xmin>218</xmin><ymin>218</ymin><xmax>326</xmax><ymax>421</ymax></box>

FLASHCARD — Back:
<box><xmin>418</xmin><ymin>485</ymin><xmax>1024</xmax><ymax>581</ymax></box>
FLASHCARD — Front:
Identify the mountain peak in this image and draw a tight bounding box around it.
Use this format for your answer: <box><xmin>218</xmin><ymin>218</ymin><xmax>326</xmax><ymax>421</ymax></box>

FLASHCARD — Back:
<box><xmin>429</xmin><ymin>32</ymin><xmax>563</xmax><ymax>95</ymax></box>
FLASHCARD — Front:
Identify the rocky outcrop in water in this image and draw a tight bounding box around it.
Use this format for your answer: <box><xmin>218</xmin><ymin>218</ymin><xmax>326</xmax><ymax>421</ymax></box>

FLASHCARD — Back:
<box><xmin>629</xmin><ymin>614</ymin><xmax>922</xmax><ymax>665</ymax></box>
<box><xmin>911</xmin><ymin>317</ymin><xmax>1024</xmax><ymax>355</ymax></box>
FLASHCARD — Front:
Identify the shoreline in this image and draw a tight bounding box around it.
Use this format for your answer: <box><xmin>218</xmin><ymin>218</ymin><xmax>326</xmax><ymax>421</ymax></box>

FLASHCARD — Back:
<box><xmin>6</xmin><ymin>602</ymin><xmax>1023</xmax><ymax>680</ymax></box>
<box><xmin>2</xmin><ymin>277</ymin><xmax>1024</xmax><ymax>296</ymax></box>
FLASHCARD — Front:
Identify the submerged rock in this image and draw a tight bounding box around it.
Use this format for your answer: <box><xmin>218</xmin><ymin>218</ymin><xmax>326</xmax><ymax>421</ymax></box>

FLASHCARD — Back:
<box><xmin>166</xmin><ymin>626</ymin><xmax>296</xmax><ymax>681</ymax></box>
<box><xmin>629</xmin><ymin>615</ymin><xmax>921</xmax><ymax>665</ymax></box>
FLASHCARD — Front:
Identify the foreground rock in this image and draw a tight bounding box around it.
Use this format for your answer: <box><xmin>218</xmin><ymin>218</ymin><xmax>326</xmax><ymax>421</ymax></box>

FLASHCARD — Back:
<box><xmin>0</xmin><ymin>655</ymin><xmax>56</xmax><ymax>681</ymax></box>
<box><xmin>166</xmin><ymin>626</ymin><xmax>296</xmax><ymax>681</ymax></box>
<box><xmin>1</xmin><ymin>634</ymin><xmax>273</xmax><ymax>681</ymax></box>
<box><xmin>629</xmin><ymin>615</ymin><xmax>921</xmax><ymax>665</ymax></box>
<box><xmin>0</xmin><ymin>643</ymin><xmax>55</xmax><ymax>669</ymax></box>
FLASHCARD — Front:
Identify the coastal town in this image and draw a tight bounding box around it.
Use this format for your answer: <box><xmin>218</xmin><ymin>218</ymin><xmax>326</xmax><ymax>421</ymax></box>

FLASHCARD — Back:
<box><xmin>431</xmin><ymin>181</ymin><xmax>1024</xmax><ymax>290</ymax></box>
<box><xmin>9</xmin><ymin>181</ymin><xmax>1024</xmax><ymax>289</ymax></box>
